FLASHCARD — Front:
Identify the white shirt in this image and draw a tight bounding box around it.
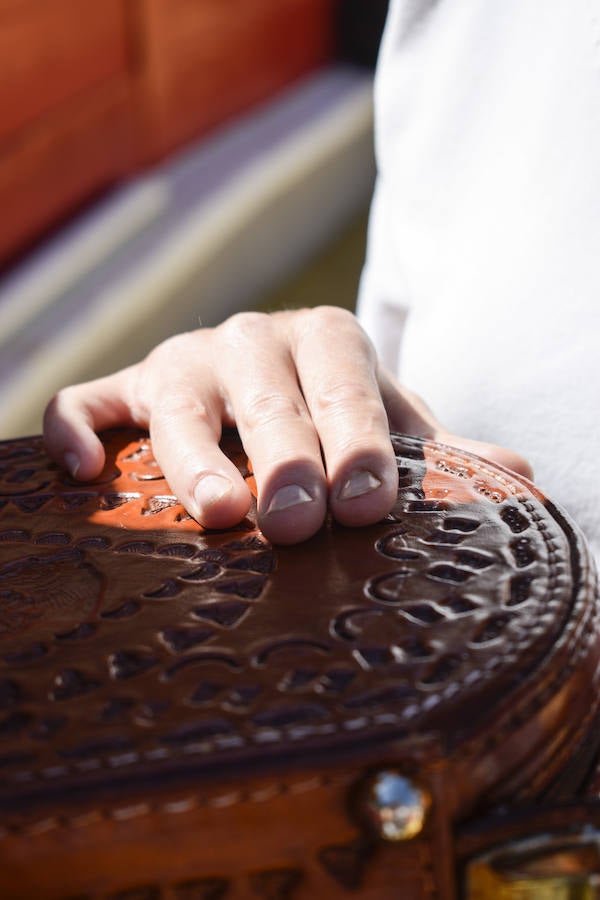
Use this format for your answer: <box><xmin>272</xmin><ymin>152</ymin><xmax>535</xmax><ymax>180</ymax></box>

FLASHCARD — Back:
<box><xmin>357</xmin><ymin>0</ymin><xmax>600</xmax><ymax>560</ymax></box>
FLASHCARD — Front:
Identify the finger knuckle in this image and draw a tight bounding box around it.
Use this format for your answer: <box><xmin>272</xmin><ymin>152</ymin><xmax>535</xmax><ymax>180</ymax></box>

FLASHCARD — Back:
<box><xmin>145</xmin><ymin>332</ymin><xmax>196</xmax><ymax>367</ymax></box>
<box><xmin>151</xmin><ymin>393</ymin><xmax>214</xmax><ymax>429</ymax></box>
<box><xmin>314</xmin><ymin>304</ymin><xmax>354</xmax><ymax>323</ymax></box>
<box><xmin>311</xmin><ymin>305</ymin><xmax>359</xmax><ymax>332</ymax></box>
<box><xmin>313</xmin><ymin>379</ymin><xmax>379</xmax><ymax>417</ymax></box>
<box><xmin>45</xmin><ymin>385</ymin><xmax>76</xmax><ymax>416</ymax></box>
<box><xmin>240</xmin><ymin>392</ymin><xmax>306</xmax><ymax>432</ymax></box>
<box><xmin>336</xmin><ymin>429</ymin><xmax>390</xmax><ymax>460</ymax></box>
<box><xmin>218</xmin><ymin>311</ymin><xmax>271</xmax><ymax>346</ymax></box>
<box><xmin>302</xmin><ymin>307</ymin><xmax>375</xmax><ymax>360</ymax></box>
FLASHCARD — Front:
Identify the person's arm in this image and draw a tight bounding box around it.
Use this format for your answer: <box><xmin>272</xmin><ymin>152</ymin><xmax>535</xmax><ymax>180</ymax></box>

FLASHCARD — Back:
<box><xmin>43</xmin><ymin>306</ymin><xmax>532</xmax><ymax>544</ymax></box>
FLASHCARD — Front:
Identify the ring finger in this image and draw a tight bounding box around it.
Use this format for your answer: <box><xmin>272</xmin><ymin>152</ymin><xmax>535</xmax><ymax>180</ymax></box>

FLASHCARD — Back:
<box><xmin>291</xmin><ymin>307</ymin><xmax>398</xmax><ymax>527</ymax></box>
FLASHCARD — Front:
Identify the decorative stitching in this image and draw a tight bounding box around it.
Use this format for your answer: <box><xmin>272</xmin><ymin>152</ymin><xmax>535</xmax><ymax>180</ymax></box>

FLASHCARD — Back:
<box><xmin>0</xmin><ymin>773</ymin><xmax>353</xmax><ymax>838</ymax></box>
<box><xmin>1</xmin><ymin>434</ymin><xmax>595</xmax><ymax>840</ymax></box>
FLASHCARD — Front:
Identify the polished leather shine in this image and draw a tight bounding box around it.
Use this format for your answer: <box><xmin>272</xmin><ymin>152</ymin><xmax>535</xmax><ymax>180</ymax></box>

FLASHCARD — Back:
<box><xmin>0</xmin><ymin>429</ymin><xmax>598</xmax><ymax>899</ymax></box>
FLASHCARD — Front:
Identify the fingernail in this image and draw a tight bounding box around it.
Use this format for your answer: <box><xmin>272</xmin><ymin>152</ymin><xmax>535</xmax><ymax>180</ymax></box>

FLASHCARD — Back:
<box><xmin>338</xmin><ymin>469</ymin><xmax>382</xmax><ymax>500</ymax></box>
<box><xmin>266</xmin><ymin>484</ymin><xmax>313</xmax><ymax>514</ymax></box>
<box><xmin>193</xmin><ymin>474</ymin><xmax>233</xmax><ymax>511</ymax></box>
<box><xmin>64</xmin><ymin>451</ymin><xmax>80</xmax><ymax>478</ymax></box>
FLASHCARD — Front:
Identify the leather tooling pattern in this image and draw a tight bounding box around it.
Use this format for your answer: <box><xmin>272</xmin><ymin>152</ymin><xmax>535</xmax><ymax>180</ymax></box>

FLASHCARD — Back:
<box><xmin>0</xmin><ymin>430</ymin><xmax>588</xmax><ymax>804</ymax></box>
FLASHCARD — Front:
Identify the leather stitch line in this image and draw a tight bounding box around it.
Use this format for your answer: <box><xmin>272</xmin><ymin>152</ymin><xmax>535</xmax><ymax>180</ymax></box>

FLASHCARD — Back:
<box><xmin>0</xmin><ymin>773</ymin><xmax>352</xmax><ymax>838</ymax></box>
<box><xmin>457</xmin><ymin>579</ymin><xmax>600</xmax><ymax>768</ymax></box>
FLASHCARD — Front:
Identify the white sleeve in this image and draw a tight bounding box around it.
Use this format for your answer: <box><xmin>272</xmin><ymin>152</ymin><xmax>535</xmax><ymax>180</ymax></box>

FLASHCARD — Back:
<box><xmin>355</xmin><ymin>177</ymin><xmax>409</xmax><ymax>375</ymax></box>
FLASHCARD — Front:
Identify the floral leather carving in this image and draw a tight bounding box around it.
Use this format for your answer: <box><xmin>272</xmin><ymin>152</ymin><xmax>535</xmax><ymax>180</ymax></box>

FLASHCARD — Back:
<box><xmin>0</xmin><ymin>429</ymin><xmax>598</xmax><ymax>899</ymax></box>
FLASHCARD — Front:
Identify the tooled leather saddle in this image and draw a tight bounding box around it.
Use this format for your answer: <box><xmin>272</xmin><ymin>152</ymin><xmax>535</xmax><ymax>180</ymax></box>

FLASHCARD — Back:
<box><xmin>0</xmin><ymin>429</ymin><xmax>599</xmax><ymax>899</ymax></box>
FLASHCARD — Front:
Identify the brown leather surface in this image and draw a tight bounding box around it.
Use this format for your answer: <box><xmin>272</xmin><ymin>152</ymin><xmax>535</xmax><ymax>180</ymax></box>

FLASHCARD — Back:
<box><xmin>0</xmin><ymin>429</ymin><xmax>598</xmax><ymax>898</ymax></box>
<box><xmin>1</xmin><ymin>761</ymin><xmax>446</xmax><ymax>899</ymax></box>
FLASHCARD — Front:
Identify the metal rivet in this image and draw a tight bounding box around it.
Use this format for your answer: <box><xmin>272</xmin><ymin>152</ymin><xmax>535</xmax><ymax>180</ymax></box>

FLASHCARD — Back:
<box><xmin>362</xmin><ymin>770</ymin><xmax>430</xmax><ymax>841</ymax></box>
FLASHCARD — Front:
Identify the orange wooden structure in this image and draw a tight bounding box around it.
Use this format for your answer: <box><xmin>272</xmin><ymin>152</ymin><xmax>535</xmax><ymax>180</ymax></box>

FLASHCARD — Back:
<box><xmin>0</xmin><ymin>0</ymin><xmax>337</xmax><ymax>266</ymax></box>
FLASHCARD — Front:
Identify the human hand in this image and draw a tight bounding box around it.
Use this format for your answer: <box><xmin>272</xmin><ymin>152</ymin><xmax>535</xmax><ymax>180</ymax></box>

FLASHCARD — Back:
<box><xmin>43</xmin><ymin>307</ymin><xmax>532</xmax><ymax>544</ymax></box>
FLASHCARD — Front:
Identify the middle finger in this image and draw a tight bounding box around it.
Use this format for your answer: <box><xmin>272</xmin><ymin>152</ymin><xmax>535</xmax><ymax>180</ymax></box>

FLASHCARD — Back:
<box><xmin>215</xmin><ymin>312</ymin><xmax>327</xmax><ymax>544</ymax></box>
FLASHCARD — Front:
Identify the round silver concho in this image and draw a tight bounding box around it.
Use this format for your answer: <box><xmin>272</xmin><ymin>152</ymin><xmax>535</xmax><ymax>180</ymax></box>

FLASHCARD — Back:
<box><xmin>362</xmin><ymin>770</ymin><xmax>431</xmax><ymax>841</ymax></box>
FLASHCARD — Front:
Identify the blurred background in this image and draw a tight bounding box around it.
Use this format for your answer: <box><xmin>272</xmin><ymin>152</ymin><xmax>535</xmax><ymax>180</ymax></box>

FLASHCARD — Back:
<box><xmin>0</xmin><ymin>0</ymin><xmax>388</xmax><ymax>439</ymax></box>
